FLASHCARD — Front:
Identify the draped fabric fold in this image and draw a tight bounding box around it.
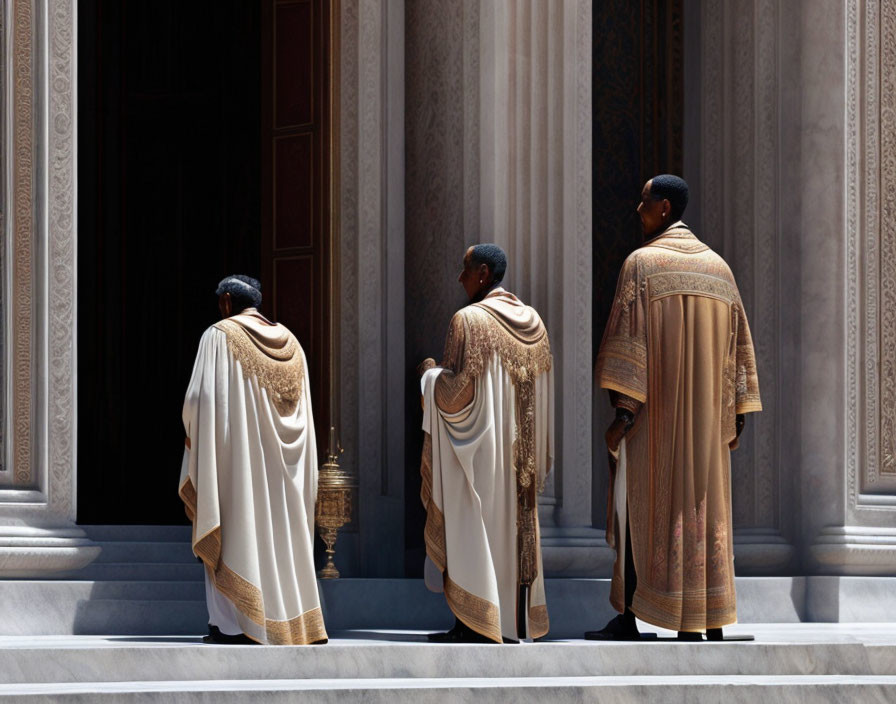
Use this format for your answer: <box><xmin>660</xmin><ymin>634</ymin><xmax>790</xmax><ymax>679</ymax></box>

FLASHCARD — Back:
<box><xmin>596</xmin><ymin>224</ymin><xmax>761</xmax><ymax>632</ymax></box>
<box><xmin>178</xmin><ymin>311</ymin><xmax>326</xmax><ymax>644</ymax></box>
<box><xmin>420</xmin><ymin>288</ymin><xmax>554</xmax><ymax>642</ymax></box>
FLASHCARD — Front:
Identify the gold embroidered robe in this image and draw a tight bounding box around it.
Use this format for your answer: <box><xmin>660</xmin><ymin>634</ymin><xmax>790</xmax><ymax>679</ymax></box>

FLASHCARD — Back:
<box><xmin>420</xmin><ymin>288</ymin><xmax>554</xmax><ymax>642</ymax></box>
<box><xmin>596</xmin><ymin>224</ymin><xmax>762</xmax><ymax>632</ymax></box>
<box><xmin>178</xmin><ymin>309</ymin><xmax>327</xmax><ymax>644</ymax></box>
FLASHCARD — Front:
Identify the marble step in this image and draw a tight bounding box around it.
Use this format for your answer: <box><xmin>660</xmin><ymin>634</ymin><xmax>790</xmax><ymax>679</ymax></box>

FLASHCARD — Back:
<box><xmin>50</xmin><ymin>562</ymin><xmax>205</xmax><ymax>582</ymax></box>
<box><xmin>70</xmin><ymin>600</ymin><xmax>208</xmax><ymax>636</ymax></box>
<box><xmin>1</xmin><ymin>630</ymin><xmax>894</xmax><ymax>684</ymax></box>
<box><xmin>0</xmin><ymin>582</ymin><xmax>205</xmax><ymax>635</ymax></box>
<box><xmin>1</xmin><ymin>675</ymin><xmax>896</xmax><ymax>703</ymax></box>
<box><xmin>7</xmin><ymin>576</ymin><xmax>896</xmax><ymax>637</ymax></box>
<box><xmin>92</xmin><ymin>542</ymin><xmax>197</xmax><ymax>564</ymax></box>
<box><xmin>81</xmin><ymin>526</ymin><xmax>192</xmax><ymax>543</ymax></box>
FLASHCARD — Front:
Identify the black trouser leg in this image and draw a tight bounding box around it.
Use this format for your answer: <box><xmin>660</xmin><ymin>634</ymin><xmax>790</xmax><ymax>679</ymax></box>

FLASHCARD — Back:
<box><xmin>624</xmin><ymin>513</ymin><xmax>636</xmax><ymax>608</ymax></box>
<box><xmin>622</xmin><ymin>510</ymin><xmax>637</xmax><ymax>628</ymax></box>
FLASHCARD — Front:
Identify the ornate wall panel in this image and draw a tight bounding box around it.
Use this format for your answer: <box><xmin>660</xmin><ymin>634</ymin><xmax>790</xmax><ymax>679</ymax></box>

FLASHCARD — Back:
<box><xmin>876</xmin><ymin>0</ymin><xmax>896</xmax><ymax>484</ymax></box>
<box><xmin>9</xmin><ymin>0</ymin><xmax>34</xmax><ymax>486</ymax></box>
<box><xmin>851</xmin><ymin>0</ymin><xmax>896</xmax><ymax>501</ymax></box>
<box><xmin>47</xmin><ymin>0</ymin><xmax>77</xmax><ymax>514</ymax></box>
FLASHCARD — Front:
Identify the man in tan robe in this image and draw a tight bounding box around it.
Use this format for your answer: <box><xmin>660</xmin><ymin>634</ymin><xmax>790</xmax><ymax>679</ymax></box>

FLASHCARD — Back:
<box><xmin>588</xmin><ymin>176</ymin><xmax>761</xmax><ymax>641</ymax></box>
<box><xmin>419</xmin><ymin>244</ymin><xmax>554</xmax><ymax>643</ymax></box>
<box><xmin>179</xmin><ymin>275</ymin><xmax>327</xmax><ymax>645</ymax></box>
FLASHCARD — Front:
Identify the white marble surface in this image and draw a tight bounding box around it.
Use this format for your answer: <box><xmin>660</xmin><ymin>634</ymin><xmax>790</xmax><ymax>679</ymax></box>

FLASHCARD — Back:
<box><xmin>0</xmin><ymin>623</ymin><xmax>894</xmax><ymax>686</ymax></box>
<box><xmin>1</xmin><ymin>675</ymin><xmax>895</xmax><ymax>703</ymax></box>
<box><xmin>4</xmin><ymin>576</ymin><xmax>896</xmax><ymax>637</ymax></box>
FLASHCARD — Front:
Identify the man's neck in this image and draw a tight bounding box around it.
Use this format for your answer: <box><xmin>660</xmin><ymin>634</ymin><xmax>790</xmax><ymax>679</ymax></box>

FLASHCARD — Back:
<box><xmin>471</xmin><ymin>282</ymin><xmax>502</xmax><ymax>304</ymax></box>
<box><xmin>643</xmin><ymin>220</ymin><xmax>687</xmax><ymax>244</ymax></box>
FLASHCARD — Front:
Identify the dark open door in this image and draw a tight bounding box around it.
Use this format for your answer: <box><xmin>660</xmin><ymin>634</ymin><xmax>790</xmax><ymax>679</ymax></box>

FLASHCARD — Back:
<box><xmin>261</xmin><ymin>0</ymin><xmax>332</xmax><ymax>447</ymax></box>
<box><xmin>77</xmin><ymin>1</ymin><xmax>332</xmax><ymax>524</ymax></box>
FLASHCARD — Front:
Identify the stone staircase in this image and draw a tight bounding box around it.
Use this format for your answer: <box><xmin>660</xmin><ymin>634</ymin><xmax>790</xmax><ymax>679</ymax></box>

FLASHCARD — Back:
<box><xmin>0</xmin><ymin>628</ymin><xmax>893</xmax><ymax>702</ymax></box>
<box><xmin>1</xmin><ymin>526</ymin><xmax>895</xmax><ymax>700</ymax></box>
<box><xmin>7</xmin><ymin>525</ymin><xmax>207</xmax><ymax>636</ymax></box>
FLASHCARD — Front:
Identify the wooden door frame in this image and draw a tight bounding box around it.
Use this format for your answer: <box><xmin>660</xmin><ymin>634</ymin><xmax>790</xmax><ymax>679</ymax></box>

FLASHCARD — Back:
<box><xmin>261</xmin><ymin>0</ymin><xmax>340</xmax><ymax>453</ymax></box>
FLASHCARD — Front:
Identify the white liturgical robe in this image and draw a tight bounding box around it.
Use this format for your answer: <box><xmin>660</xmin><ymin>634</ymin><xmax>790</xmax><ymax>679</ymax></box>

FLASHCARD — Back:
<box><xmin>421</xmin><ymin>289</ymin><xmax>554</xmax><ymax>642</ymax></box>
<box><xmin>178</xmin><ymin>309</ymin><xmax>326</xmax><ymax>644</ymax></box>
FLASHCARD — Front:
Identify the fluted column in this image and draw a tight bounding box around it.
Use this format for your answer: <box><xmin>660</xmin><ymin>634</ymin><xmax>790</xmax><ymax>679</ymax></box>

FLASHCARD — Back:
<box><xmin>688</xmin><ymin>0</ymin><xmax>796</xmax><ymax>573</ymax></box>
<box><xmin>404</xmin><ymin>0</ymin><xmax>608</xmax><ymax>576</ymax></box>
<box><xmin>479</xmin><ymin>1</ymin><xmax>602</xmax><ymax>573</ymax></box>
<box><xmin>339</xmin><ymin>0</ymin><xmax>406</xmax><ymax>576</ymax></box>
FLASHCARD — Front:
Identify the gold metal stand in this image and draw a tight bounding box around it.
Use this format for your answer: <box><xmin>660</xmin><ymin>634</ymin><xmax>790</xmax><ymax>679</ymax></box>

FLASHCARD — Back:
<box><xmin>315</xmin><ymin>427</ymin><xmax>355</xmax><ymax>578</ymax></box>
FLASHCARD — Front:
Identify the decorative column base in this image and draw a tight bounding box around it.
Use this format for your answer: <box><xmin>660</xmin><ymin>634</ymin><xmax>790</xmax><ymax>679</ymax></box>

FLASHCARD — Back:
<box><xmin>733</xmin><ymin>528</ymin><xmax>796</xmax><ymax>575</ymax></box>
<box><xmin>541</xmin><ymin>526</ymin><xmax>615</xmax><ymax>578</ymax></box>
<box><xmin>538</xmin><ymin>496</ymin><xmax>615</xmax><ymax>577</ymax></box>
<box><xmin>810</xmin><ymin>526</ymin><xmax>896</xmax><ymax>576</ymax></box>
<box><xmin>0</xmin><ymin>525</ymin><xmax>100</xmax><ymax>578</ymax></box>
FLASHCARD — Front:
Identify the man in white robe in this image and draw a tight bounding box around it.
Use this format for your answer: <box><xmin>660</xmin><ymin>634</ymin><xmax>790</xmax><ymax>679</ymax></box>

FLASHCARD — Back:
<box><xmin>179</xmin><ymin>275</ymin><xmax>327</xmax><ymax>645</ymax></box>
<box><xmin>419</xmin><ymin>245</ymin><xmax>554</xmax><ymax>643</ymax></box>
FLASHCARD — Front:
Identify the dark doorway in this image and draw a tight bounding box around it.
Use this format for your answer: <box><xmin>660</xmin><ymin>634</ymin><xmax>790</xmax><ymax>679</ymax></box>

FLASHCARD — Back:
<box><xmin>592</xmin><ymin>0</ymin><xmax>683</xmax><ymax>350</ymax></box>
<box><xmin>78</xmin><ymin>1</ymin><xmax>332</xmax><ymax>525</ymax></box>
<box><xmin>78</xmin><ymin>1</ymin><xmax>262</xmax><ymax>524</ymax></box>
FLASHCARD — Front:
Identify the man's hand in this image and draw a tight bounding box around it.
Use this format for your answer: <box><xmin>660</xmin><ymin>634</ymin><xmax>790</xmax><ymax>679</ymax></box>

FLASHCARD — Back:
<box><xmin>730</xmin><ymin>413</ymin><xmax>747</xmax><ymax>450</ymax></box>
<box><xmin>605</xmin><ymin>408</ymin><xmax>635</xmax><ymax>453</ymax></box>
<box><xmin>605</xmin><ymin>418</ymin><xmax>628</xmax><ymax>454</ymax></box>
<box><xmin>417</xmin><ymin>358</ymin><xmax>437</xmax><ymax>377</ymax></box>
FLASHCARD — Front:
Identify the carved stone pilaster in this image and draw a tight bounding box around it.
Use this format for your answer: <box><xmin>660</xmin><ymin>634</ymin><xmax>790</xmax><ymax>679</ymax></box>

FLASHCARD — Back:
<box><xmin>807</xmin><ymin>0</ymin><xmax>896</xmax><ymax>574</ymax></box>
<box><xmin>0</xmin><ymin>0</ymin><xmax>99</xmax><ymax>575</ymax></box>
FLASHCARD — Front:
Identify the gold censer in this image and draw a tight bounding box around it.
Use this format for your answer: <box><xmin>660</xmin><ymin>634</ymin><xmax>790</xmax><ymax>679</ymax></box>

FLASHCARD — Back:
<box><xmin>315</xmin><ymin>427</ymin><xmax>355</xmax><ymax>578</ymax></box>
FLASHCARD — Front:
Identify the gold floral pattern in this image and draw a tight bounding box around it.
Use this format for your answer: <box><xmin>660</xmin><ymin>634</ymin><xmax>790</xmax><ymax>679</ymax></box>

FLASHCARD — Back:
<box><xmin>215</xmin><ymin>319</ymin><xmax>304</xmax><ymax>416</ymax></box>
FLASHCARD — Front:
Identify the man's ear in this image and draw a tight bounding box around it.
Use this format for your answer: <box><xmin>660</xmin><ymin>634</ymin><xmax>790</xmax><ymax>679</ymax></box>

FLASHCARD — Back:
<box><xmin>219</xmin><ymin>292</ymin><xmax>232</xmax><ymax>318</ymax></box>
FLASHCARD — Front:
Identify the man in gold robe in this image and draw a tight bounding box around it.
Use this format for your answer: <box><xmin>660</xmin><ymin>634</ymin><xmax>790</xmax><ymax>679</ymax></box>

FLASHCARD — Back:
<box><xmin>588</xmin><ymin>176</ymin><xmax>761</xmax><ymax>641</ymax></box>
<box><xmin>179</xmin><ymin>275</ymin><xmax>327</xmax><ymax>645</ymax></box>
<box><xmin>419</xmin><ymin>244</ymin><xmax>554</xmax><ymax>643</ymax></box>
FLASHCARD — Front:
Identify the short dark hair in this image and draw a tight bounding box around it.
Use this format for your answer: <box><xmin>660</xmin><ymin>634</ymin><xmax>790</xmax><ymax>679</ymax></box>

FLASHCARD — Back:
<box><xmin>216</xmin><ymin>274</ymin><xmax>262</xmax><ymax>311</ymax></box>
<box><xmin>469</xmin><ymin>244</ymin><xmax>507</xmax><ymax>284</ymax></box>
<box><xmin>649</xmin><ymin>174</ymin><xmax>689</xmax><ymax>222</ymax></box>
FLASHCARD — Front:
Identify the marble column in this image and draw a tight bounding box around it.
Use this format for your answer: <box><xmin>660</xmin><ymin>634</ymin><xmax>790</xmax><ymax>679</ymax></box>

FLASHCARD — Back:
<box><xmin>685</xmin><ymin>0</ymin><xmax>797</xmax><ymax>574</ymax></box>
<box><xmin>0</xmin><ymin>0</ymin><xmax>100</xmax><ymax>575</ymax></box>
<box><xmin>806</xmin><ymin>0</ymin><xmax>896</xmax><ymax>575</ymax></box>
<box><xmin>338</xmin><ymin>0</ymin><xmax>406</xmax><ymax>576</ymax></box>
<box><xmin>405</xmin><ymin>0</ymin><xmax>610</xmax><ymax>576</ymax></box>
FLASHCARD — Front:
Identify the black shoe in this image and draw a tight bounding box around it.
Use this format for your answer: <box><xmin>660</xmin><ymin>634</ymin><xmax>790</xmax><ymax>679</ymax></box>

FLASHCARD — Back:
<box><xmin>428</xmin><ymin>618</ymin><xmax>495</xmax><ymax>643</ymax></box>
<box><xmin>676</xmin><ymin>630</ymin><xmax>703</xmax><ymax>641</ymax></box>
<box><xmin>584</xmin><ymin>614</ymin><xmax>641</xmax><ymax>641</ymax></box>
<box><xmin>203</xmin><ymin>624</ymin><xmax>257</xmax><ymax>645</ymax></box>
<box><xmin>705</xmin><ymin>627</ymin><xmax>754</xmax><ymax>642</ymax></box>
